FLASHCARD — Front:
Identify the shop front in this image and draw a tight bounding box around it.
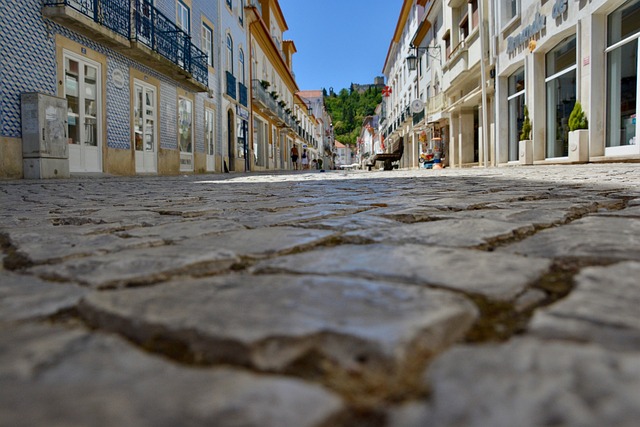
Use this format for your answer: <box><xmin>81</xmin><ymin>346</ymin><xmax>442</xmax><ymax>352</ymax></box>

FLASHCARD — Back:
<box><xmin>496</xmin><ymin>0</ymin><xmax>640</xmax><ymax>165</ymax></box>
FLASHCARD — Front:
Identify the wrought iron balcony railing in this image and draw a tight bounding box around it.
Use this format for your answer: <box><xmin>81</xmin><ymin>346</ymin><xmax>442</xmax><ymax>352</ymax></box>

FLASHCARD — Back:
<box><xmin>226</xmin><ymin>71</ymin><xmax>237</xmax><ymax>99</ymax></box>
<box><xmin>43</xmin><ymin>0</ymin><xmax>130</xmax><ymax>38</ymax></box>
<box><xmin>42</xmin><ymin>0</ymin><xmax>208</xmax><ymax>88</ymax></box>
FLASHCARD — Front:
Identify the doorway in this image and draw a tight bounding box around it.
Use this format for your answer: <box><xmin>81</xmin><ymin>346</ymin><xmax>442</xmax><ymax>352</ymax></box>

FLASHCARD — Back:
<box><xmin>227</xmin><ymin>109</ymin><xmax>235</xmax><ymax>171</ymax></box>
<box><xmin>133</xmin><ymin>80</ymin><xmax>157</xmax><ymax>173</ymax></box>
<box><xmin>63</xmin><ymin>51</ymin><xmax>102</xmax><ymax>173</ymax></box>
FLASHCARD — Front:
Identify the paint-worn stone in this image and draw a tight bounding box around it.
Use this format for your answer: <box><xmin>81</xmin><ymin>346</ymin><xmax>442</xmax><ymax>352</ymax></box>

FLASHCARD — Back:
<box><xmin>0</xmin><ymin>324</ymin><xmax>347</xmax><ymax>427</ymax></box>
<box><xmin>253</xmin><ymin>244</ymin><xmax>551</xmax><ymax>301</ymax></box>
<box><xmin>78</xmin><ymin>274</ymin><xmax>478</xmax><ymax>401</ymax></box>
<box><xmin>387</xmin><ymin>337</ymin><xmax>640</xmax><ymax>427</ymax></box>
<box><xmin>0</xmin><ymin>271</ymin><xmax>87</xmax><ymax>322</ymax></box>
<box><xmin>502</xmin><ymin>216</ymin><xmax>640</xmax><ymax>261</ymax></box>
<box><xmin>529</xmin><ymin>261</ymin><xmax>640</xmax><ymax>350</ymax></box>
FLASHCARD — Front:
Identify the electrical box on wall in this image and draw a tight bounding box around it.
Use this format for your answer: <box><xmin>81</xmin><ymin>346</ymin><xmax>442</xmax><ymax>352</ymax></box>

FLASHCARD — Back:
<box><xmin>21</xmin><ymin>92</ymin><xmax>69</xmax><ymax>179</ymax></box>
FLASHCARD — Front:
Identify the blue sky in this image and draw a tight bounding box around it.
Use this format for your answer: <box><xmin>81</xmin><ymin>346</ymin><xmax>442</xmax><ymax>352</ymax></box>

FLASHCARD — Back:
<box><xmin>277</xmin><ymin>1</ymin><xmax>402</xmax><ymax>92</ymax></box>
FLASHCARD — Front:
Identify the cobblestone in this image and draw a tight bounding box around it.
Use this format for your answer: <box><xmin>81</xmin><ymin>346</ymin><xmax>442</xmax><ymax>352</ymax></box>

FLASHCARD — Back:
<box><xmin>1</xmin><ymin>163</ymin><xmax>640</xmax><ymax>426</ymax></box>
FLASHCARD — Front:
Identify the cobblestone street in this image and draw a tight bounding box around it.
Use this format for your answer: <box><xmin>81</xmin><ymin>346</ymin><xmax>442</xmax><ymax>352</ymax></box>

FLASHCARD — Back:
<box><xmin>2</xmin><ymin>163</ymin><xmax>640</xmax><ymax>426</ymax></box>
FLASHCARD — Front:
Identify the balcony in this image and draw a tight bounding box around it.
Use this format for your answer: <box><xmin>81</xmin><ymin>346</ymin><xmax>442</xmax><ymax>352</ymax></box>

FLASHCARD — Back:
<box><xmin>226</xmin><ymin>71</ymin><xmax>236</xmax><ymax>99</ymax></box>
<box><xmin>427</xmin><ymin>93</ymin><xmax>447</xmax><ymax>115</ymax></box>
<box><xmin>251</xmin><ymin>80</ymin><xmax>293</xmax><ymax>127</ymax></box>
<box><xmin>42</xmin><ymin>0</ymin><xmax>208</xmax><ymax>91</ymax></box>
<box><xmin>238</xmin><ymin>82</ymin><xmax>248</xmax><ymax>107</ymax></box>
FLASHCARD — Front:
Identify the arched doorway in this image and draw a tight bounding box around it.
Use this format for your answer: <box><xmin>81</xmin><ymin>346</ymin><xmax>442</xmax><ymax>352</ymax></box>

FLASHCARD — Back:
<box><xmin>227</xmin><ymin>109</ymin><xmax>235</xmax><ymax>172</ymax></box>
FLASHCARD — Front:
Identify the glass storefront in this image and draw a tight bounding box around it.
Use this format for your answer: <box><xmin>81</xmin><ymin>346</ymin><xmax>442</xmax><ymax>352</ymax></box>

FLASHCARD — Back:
<box><xmin>507</xmin><ymin>67</ymin><xmax>525</xmax><ymax>161</ymax></box>
<box><xmin>545</xmin><ymin>36</ymin><xmax>576</xmax><ymax>158</ymax></box>
<box><xmin>606</xmin><ymin>0</ymin><xmax>640</xmax><ymax>151</ymax></box>
<box><xmin>545</xmin><ymin>35</ymin><xmax>576</xmax><ymax>158</ymax></box>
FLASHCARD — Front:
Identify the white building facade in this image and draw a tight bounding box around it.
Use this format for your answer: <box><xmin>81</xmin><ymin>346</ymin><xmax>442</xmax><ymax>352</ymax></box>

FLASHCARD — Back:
<box><xmin>495</xmin><ymin>0</ymin><xmax>640</xmax><ymax>165</ymax></box>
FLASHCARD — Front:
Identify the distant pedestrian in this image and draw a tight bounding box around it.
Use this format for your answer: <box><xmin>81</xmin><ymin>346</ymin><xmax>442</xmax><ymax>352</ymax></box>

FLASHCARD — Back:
<box><xmin>301</xmin><ymin>149</ymin><xmax>309</xmax><ymax>169</ymax></box>
<box><xmin>291</xmin><ymin>145</ymin><xmax>299</xmax><ymax>170</ymax></box>
<box><xmin>317</xmin><ymin>158</ymin><xmax>323</xmax><ymax>170</ymax></box>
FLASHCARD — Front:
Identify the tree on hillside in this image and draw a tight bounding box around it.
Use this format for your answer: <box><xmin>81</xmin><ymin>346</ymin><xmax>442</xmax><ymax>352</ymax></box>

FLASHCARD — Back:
<box><xmin>325</xmin><ymin>86</ymin><xmax>382</xmax><ymax>147</ymax></box>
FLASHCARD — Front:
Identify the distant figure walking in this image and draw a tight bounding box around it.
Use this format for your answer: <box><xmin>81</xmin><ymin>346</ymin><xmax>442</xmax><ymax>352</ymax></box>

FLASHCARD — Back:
<box><xmin>301</xmin><ymin>149</ymin><xmax>309</xmax><ymax>169</ymax></box>
<box><xmin>291</xmin><ymin>145</ymin><xmax>299</xmax><ymax>170</ymax></box>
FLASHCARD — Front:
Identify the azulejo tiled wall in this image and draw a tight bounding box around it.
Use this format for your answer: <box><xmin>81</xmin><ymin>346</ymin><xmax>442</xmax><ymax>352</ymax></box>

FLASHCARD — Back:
<box><xmin>1</xmin><ymin>0</ymin><xmax>57</xmax><ymax>138</ymax></box>
<box><xmin>3</xmin><ymin>0</ymin><xmax>220</xmax><ymax>159</ymax></box>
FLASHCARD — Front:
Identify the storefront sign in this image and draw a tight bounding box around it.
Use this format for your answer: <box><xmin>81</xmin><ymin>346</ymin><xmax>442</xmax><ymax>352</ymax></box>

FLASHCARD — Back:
<box><xmin>507</xmin><ymin>12</ymin><xmax>546</xmax><ymax>55</ymax></box>
<box><xmin>236</xmin><ymin>105</ymin><xmax>249</xmax><ymax>120</ymax></box>
<box><xmin>552</xmin><ymin>0</ymin><xmax>568</xmax><ymax>19</ymax></box>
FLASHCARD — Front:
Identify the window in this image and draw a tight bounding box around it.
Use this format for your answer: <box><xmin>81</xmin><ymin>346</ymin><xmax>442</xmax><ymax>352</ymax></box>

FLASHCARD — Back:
<box><xmin>239</xmin><ymin>48</ymin><xmax>245</xmax><ymax>84</ymax></box>
<box><xmin>177</xmin><ymin>1</ymin><xmax>190</xmax><ymax>34</ymax></box>
<box><xmin>443</xmin><ymin>31</ymin><xmax>451</xmax><ymax>58</ymax></box>
<box><xmin>606</xmin><ymin>0</ymin><xmax>640</xmax><ymax>150</ymax></box>
<box><xmin>226</xmin><ymin>0</ymin><xmax>232</xmax><ymax>9</ymax></box>
<box><xmin>239</xmin><ymin>0</ymin><xmax>245</xmax><ymax>25</ymax></box>
<box><xmin>459</xmin><ymin>8</ymin><xmax>469</xmax><ymax>40</ymax></box>
<box><xmin>226</xmin><ymin>34</ymin><xmax>233</xmax><ymax>74</ymax></box>
<box><xmin>178</xmin><ymin>97</ymin><xmax>193</xmax><ymax>154</ymax></box>
<box><xmin>202</xmin><ymin>24</ymin><xmax>213</xmax><ymax>67</ymax></box>
<box><xmin>471</xmin><ymin>0</ymin><xmax>479</xmax><ymax>29</ymax></box>
<box><xmin>503</xmin><ymin>0</ymin><xmax>519</xmax><ymax>26</ymax></box>
<box><xmin>507</xmin><ymin>67</ymin><xmax>525</xmax><ymax>161</ymax></box>
<box><xmin>545</xmin><ymin>36</ymin><xmax>576</xmax><ymax>158</ymax></box>
<box><xmin>205</xmin><ymin>108</ymin><xmax>215</xmax><ymax>156</ymax></box>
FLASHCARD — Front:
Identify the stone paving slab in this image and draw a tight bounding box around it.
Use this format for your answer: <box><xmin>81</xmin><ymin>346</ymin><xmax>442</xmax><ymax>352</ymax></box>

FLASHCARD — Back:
<box><xmin>0</xmin><ymin>323</ymin><xmax>347</xmax><ymax>427</ymax></box>
<box><xmin>28</xmin><ymin>243</ymin><xmax>240</xmax><ymax>289</ymax></box>
<box><xmin>388</xmin><ymin>337</ymin><xmax>640</xmax><ymax>427</ymax></box>
<box><xmin>501</xmin><ymin>216</ymin><xmax>640</xmax><ymax>261</ymax></box>
<box><xmin>529</xmin><ymin>261</ymin><xmax>640</xmax><ymax>350</ymax></box>
<box><xmin>0</xmin><ymin>271</ymin><xmax>87</xmax><ymax>322</ymax></box>
<box><xmin>1</xmin><ymin>164</ymin><xmax>640</xmax><ymax>425</ymax></box>
<box><xmin>344</xmin><ymin>218</ymin><xmax>535</xmax><ymax>248</ymax></box>
<box><xmin>78</xmin><ymin>274</ymin><xmax>478</xmax><ymax>401</ymax></box>
<box><xmin>2</xmin><ymin>226</ymin><xmax>165</xmax><ymax>265</ymax></box>
<box><xmin>252</xmin><ymin>244</ymin><xmax>551</xmax><ymax>301</ymax></box>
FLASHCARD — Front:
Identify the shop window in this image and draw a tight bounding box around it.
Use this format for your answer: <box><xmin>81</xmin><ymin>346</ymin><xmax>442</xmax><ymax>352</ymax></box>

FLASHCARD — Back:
<box><xmin>507</xmin><ymin>67</ymin><xmax>525</xmax><ymax>161</ymax></box>
<box><xmin>545</xmin><ymin>36</ymin><xmax>576</xmax><ymax>158</ymax></box>
<box><xmin>606</xmin><ymin>0</ymin><xmax>640</xmax><ymax>150</ymax></box>
<box><xmin>178</xmin><ymin>97</ymin><xmax>193</xmax><ymax>154</ymax></box>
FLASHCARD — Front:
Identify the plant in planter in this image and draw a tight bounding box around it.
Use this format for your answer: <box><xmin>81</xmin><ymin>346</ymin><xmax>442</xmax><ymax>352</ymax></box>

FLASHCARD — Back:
<box><xmin>278</xmin><ymin>100</ymin><xmax>286</xmax><ymax>108</ymax></box>
<box><xmin>568</xmin><ymin>101</ymin><xmax>588</xmax><ymax>131</ymax></box>
<box><xmin>260</xmin><ymin>80</ymin><xmax>270</xmax><ymax>89</ymax></box>
<box><xmin>285</xmin><ymin>108</ymin><xmax>292</xmax><ymax>114</ymax></box>
<box><xmin>519</xmin><ymin>105</ymin><xmax>533</xmax><ymax>165</ymax></box>
<box><xmin>270</xmin><ymin>91</ymin><xmax>279</xmax><ymax>100</ymax></box>
<box><xmin>568</xmin><ymin>101</ymin><xmax>589</xmax><ymax>162</ymax></box>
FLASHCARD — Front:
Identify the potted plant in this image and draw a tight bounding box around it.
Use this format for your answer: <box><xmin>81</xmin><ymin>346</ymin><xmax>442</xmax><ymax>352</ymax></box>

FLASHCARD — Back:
<box><xmin>278</xmin><ymin>100</ymin><xmax>286</xmax><ymax>108</ymax></box>
<box><xmin>260</xmin><ymin>80</ymin><xmax>270</xmax><ymax>89</ymax></box>
<box><xmin>519</xmin><ymin>105</ymin><xmax>533</xmax><ymax>165</ymax></box>
<box><xmin>270</xmin><ymin>91</ymin><xmax>279</xmax><ymax>100</ymax></box>
<box><xmin>568</xmin><ymin>101</ymin><xmax>589</xmax><ymax>162</ymax></box>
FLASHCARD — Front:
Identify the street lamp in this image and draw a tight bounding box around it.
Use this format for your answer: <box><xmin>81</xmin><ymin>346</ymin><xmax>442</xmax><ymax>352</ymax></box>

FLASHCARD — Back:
<box><xmin>405</xmin><ymin>44</ymin><xmax>441</xmax><ymax>71</ymax></box>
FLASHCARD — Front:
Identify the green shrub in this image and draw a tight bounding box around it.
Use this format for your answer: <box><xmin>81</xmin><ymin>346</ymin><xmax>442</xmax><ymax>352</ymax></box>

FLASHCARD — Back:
<box><xmin>520</xmin><ymin>105</ymin><xmax>531</xmax><ymax>140</ymax></box>
<box><xmin>568</xmin><ymin>101</ymin><xmax>588</xmax><ymax>131</ymax></box>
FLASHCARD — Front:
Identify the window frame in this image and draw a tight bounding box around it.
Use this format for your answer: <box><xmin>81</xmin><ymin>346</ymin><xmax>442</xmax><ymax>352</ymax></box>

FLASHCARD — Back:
<box><xmin>177</xmin><ymin>0</ymin><xmax>190</xmax><ymax>34</ymax></box>
<box><xmin>201</xmin><ymin>23</ymin><xmax>214</xmax><ymax>68</ymax></box>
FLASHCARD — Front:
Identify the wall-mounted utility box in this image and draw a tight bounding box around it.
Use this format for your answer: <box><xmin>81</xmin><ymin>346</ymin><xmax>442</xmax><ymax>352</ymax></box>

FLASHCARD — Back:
<box><xmin>21</xmin><ymin>92</ymin><xmax>69</xmax><ymax>179</ymax></box>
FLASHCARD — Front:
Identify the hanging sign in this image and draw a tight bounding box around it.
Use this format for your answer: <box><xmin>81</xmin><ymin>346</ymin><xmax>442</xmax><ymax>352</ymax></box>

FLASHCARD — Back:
<box><xmin>382</xmin><ymin>86</ymin><xmax>392</xmax><ymax>97</ymax></box>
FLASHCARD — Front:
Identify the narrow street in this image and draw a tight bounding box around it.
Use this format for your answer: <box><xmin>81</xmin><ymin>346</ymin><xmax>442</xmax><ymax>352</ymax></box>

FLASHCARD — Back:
<box><xmin>2</xmin><ymin>163</ymin><xmax>640</xmax><ymax>426</ymax></box>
